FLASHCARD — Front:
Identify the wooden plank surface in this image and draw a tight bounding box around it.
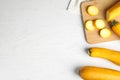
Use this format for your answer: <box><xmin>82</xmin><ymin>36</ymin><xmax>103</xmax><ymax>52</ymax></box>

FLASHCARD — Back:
<box><xmin>80</xmin><ymin>0</ymin><xmax>120</xmax><ymax>44</ymax></box>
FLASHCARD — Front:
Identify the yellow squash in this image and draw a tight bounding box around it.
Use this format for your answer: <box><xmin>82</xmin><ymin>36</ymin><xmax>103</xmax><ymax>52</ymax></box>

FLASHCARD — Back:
<box><xmin>80</xmin><ymin>66</ymin><xmax>120</xmax><ymax>80</ymax></box>
<box><xmin>106</xmin><ymin>1</ymin><xmax>120</xmax><ymax>21</ymax></box>
<box><xmin>112</xmin><ymin>20</ymin><xmax>120</xmax><ymax>37</ymax></box>
<box><xmin>89</xmin><ymin>47</ymin><xmax>120</xmax><ymax>65</ymax></box>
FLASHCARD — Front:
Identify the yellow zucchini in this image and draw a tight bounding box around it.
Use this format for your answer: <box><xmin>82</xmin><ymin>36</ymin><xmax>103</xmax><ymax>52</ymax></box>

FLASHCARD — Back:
<box><xmin>106</xmin><ymin>2</ymin><xmax>120</xmax><ymax>21</ymax></box>
<box><xmin>80</xmin><ymin>66</ymin><xmax>120</xmax><ymax>80</ymax></box>
<box><xmin>112</xmin><ymin>20</ymin><xmax>120</xmax><ymax>37</ymax></box>
<box><xmin>89</xmin><ymin>47</ymin><xmax>120</xmax><ymax>65</ymax></box>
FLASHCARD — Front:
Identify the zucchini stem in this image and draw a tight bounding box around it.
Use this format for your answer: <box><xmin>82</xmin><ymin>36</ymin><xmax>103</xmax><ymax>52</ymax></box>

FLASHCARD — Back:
<box><xmin>111</xmin><ymin>20</ymin><xmax>118</xmax><ymax>26</ymax></box>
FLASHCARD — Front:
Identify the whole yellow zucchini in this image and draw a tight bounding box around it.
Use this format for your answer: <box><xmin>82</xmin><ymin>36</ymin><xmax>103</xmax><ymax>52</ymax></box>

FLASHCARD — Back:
<box><xmin>106</xmin><ymin>2</ymin><xmax>120</xmax><ymax>21</ymax></box>
<box><xmin>80</xmin><ymin>66</ymin><xmax>120</xmax><ymax>80</ymax></box>
<box><xmin>89</xmin><ymin>47</ymin><xmax>120</xmax><ymax>65</ymax></box>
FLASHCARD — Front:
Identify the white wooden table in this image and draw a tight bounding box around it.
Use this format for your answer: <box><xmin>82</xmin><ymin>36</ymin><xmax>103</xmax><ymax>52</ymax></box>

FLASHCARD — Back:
<box><xmin>0</xmin><ymin>0</ymin><xmax>120</xmax><ymax>80</ymax></box>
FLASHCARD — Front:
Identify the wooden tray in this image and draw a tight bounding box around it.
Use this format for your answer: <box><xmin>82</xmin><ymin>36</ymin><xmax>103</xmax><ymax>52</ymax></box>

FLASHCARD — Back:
<box><xmin>80</xmin><ymin>0</ymin><xmax>120</xmax><ymax>44</ymax></box>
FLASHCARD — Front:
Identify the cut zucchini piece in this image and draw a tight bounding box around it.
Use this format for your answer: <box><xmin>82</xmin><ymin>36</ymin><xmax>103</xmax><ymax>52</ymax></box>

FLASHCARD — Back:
<box><xmin>87</xmin><ymin>5</ymin><xmax>99</xmax><ymax>16</ymax></box>
<box><xmin>94</xmin><ymin>19</ymin><xmax>105</xmax><ymax>29</ymax></box>
<box><xmin>85</xmin><ymin>20</ymin><xmax>95</xmax><ymax>31</ymax></box>
<box><xmin>100</xmin><ymin>28</ymin><xmax>111</xmax><ymax>38</ymax></box>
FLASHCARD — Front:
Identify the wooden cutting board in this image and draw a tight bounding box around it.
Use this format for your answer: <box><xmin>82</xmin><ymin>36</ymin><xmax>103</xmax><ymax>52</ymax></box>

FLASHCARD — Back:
<box><xmin>80</xmin><ymin>0</ymin><xmax>120</xmax><ymax>44</ymax></box>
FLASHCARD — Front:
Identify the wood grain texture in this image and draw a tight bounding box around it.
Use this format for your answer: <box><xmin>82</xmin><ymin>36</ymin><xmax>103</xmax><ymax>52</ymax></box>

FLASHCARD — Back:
<box><xmin>80</xmin><ymin>0</ymin><xmax>120</xmax><ymax>44</ymax></box>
